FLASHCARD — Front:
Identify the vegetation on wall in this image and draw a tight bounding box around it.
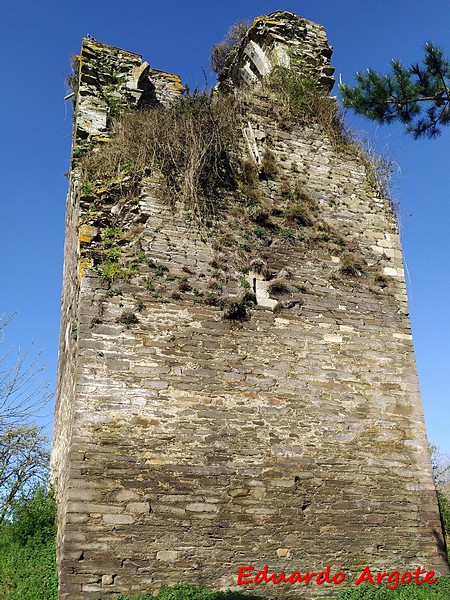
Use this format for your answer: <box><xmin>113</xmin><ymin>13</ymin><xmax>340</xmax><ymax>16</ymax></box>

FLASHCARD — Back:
<box><xmin>80</xmin><ymin>93</ymin><xmax>242</xmax><ymax>225</ymax></box>
<box><xmin>264</xmin><ymin>66</ymin><xmax>350</xmax><ymax>145</ymax></box>
<box><xmin>73</xmin><ymin>25</ymin><xmax>397</xmax><ymax>317</ymax></box>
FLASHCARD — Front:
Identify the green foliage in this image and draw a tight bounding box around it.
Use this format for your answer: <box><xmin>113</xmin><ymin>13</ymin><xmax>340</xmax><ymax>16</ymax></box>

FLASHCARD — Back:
<box><xmin>118</xmin><ymin>583</ymin><xmax>265</xmax><ymax>600</ymax></box>
<box><xmin>430</xmin><ymin>445</ymin><xmax>450</xmax><ymax>559</ymax></box>
<box><xmin>0</xmin><ymin>538</ymin><xmax>57</xmax><ymax>599</ymax></box>
<box><xmin>98</xmin><ymin>260</ymin><xmax>131</xmax><ymax>282</ymax></box>
<box><xmin>80</xmin><ymin>180</ymin><xmax>94</xmax><ymax>195</ymax></box>
<box><xmin>117</xmin><ymin>311</ymin><xmax>139</xmax><ymax>326</ymax></box>
<box><xmin>155</xmin><ymin>264</ymin><xmax>169</xmax><ymax>277</ymax></box>
<box><xmin>0</xmin><ymin>486</ymin><xmax>57</xmax><ymax>599</ymax></box>
<box><xmin>340</xmin><ymin>43</ymin><xmax>450</xmax><ymax>138</ymax></box>
<box><xmin>437</xmin><ymin>488</ymin><xmax>450</xmax><ymax>549</ymax></box>
<box><xmin>72</xmin><ymin>145</ymin><xmax>84</xmax><ymax>159</ymax></box>
<box><xmin>95</xmin><ymin>227</ymin><xmax>134</xmax><ymax>282</ymax></box>
<box><xmin>4</xmin><ymin>486</ymin><xmax>55</xmax><ymax>546</ymax></box>
<box><xmin>320</xmin><ymin>576</ymin><xmax>450</xmax><ymax>599</ymax></box>
<box><xmin>279</xmin><ymin>228</ymin><xmax>295</xmax><ymax>240</ymax></box>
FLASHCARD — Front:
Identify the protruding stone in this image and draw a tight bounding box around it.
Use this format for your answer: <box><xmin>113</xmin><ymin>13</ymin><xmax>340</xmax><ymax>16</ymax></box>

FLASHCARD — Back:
<box><xmin>156</xmin><ymin>550</ymin><xmax>179</xmax><ymax>561</ymax></box>
<box><xmin>102</xmin><ymin>574</ymin><xmax>115</xmax><ymax>586</ymax></box>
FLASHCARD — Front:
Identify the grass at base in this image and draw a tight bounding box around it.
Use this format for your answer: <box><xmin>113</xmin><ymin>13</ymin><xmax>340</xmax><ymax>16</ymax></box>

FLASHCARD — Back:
<box><xmin>319</xmin><ymin>575</ymin><xmax>450</xmax><ymax>599</ymax></box>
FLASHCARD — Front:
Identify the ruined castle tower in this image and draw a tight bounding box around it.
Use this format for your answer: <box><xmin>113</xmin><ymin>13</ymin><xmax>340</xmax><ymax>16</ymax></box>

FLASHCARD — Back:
<box><xmin>51</xmin><ymin>12</ymin><xmax>448</xmax><ymax>599</ymax></box>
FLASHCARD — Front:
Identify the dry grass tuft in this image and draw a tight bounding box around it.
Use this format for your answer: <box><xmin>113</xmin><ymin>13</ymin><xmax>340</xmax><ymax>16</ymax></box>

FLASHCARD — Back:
<box><xmin>80</xmin><ymin>94</ymin><xmax>242</xmax><ymax>223</ymax></box>
<box><xmin>340</xmin><ymin>252</ymin><xmax>367</xmax><ymax>276</ymax></box>
<box><xmin>264</xmin><ymin>66</ymin><xmax>351</xmax><ymax>146</ymax></box>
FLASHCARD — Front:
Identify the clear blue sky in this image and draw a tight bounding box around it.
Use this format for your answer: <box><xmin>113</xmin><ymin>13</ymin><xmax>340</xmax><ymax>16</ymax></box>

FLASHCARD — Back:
<box><xmin>1</xmin><ymin>1</ymin><xmax>449</xmax><ymax>454</ymax></box>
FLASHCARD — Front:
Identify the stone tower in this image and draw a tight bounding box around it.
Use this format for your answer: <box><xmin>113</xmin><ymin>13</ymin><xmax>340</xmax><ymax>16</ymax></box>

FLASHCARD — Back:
<box><xmin>52</xmin><ymin>12</ymin><xmax>448</xmax><ymax>599</ymax></box>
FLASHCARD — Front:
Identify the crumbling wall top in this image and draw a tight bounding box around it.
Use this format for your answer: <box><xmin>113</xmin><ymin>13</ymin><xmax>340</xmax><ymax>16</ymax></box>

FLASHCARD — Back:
<box><xmin>217</xmin><ymin>11</ymin><xmax>335</xmax><ymax>93</ymax></box>
<box><xmin>73</xmin><ymin>38</ymin><xmax>183</xmax><ymax>144</ymax></box>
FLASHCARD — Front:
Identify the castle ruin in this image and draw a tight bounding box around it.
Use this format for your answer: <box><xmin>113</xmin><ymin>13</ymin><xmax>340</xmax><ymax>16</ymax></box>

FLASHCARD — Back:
<box><xmin>51</xmin><ymin>12</ymin><xmax>448</xmax><ymax>599</ymax></box>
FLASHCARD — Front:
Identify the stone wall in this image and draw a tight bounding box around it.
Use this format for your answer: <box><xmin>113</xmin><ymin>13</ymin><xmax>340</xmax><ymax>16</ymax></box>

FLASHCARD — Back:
<box><xmin>218</xmin><ymin>12</ymin><xmax>334</xmax><ymax>93</ymax></box>
<box><xmin>51</xmin><ymin>13</ymin><xmax>448</xmax><ymax>600</ymax></box>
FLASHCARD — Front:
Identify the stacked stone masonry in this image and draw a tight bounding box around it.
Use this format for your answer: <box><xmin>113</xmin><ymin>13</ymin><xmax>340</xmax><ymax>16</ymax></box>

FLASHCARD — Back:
<box><xmin>51</xmin><ymin>12</ymin><xmax>448</xmax><ymax>600</ymax></box>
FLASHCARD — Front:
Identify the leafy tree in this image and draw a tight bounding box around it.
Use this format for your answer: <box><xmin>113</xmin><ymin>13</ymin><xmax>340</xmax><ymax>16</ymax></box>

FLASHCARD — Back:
<box><xmin>4</xmin><ymin>485</ymin><xmax>55</xmax><ymax>546</ymax></box>
<box><xmin>340</xmin><ymin>43</ymin><xmax>450</xmax><ymax>138</ymax></box>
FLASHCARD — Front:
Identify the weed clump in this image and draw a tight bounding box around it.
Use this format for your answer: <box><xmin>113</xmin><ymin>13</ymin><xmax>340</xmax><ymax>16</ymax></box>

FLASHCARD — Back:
<box><xmin>262</xmin><ymin>148</ymin><xmax>278</xmax><ymax>179</ymax></box>
<box><xmin>283</xmin><ymin>204</ymin><xmax>314</xmax><ymax>226</ymax></box>
<box><xmin>117</xmin><ymin>311</ymin><xmax>139</xmax><ymax>326</ymax></box>
<box><xmin>267</xmin><ymin>279</ymin><xmax>291</xmax><ymax>296</ymax></box>
<box><xmin>247</xmin><ymin>205</ymin><xmax>269</xmax><ymax>224</ymax></box>
<box><xmin>222</xmin><ymin>291</ymin><xmax>256</xmax><ymax>321</ymax></box>
<box><xmin>340</xmin><ymin>252</ymin><xmax>367</xmax><ymax>276</ymax></box>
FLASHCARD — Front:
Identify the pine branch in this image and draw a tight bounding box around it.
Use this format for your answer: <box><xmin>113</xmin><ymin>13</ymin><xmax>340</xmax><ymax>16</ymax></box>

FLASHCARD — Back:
<box><xmin>340</xmin><ymin>43</ymin><xmax>450</xmax><ymax>138</ymax></box>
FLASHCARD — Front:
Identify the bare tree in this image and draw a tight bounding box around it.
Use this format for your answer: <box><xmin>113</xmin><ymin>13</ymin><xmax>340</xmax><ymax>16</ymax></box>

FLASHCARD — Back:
<box><xmin>0</xmin><ymin>426</ymin><xmax>49</xmax><ymax>523</ymax></box>
<box><xmin>430</xmin><ymin>444</ymin><xmax>450</xmax><ymax>555</ymax></box>
<box><xmin>0</xmin><ymin>313</ymin><xmax>52</xmax><ymax>431</ymax></box>
<box><xmin>0</xmin><ymin>313</ymin><xmax>52</xmax><ymax>523</ymax></box>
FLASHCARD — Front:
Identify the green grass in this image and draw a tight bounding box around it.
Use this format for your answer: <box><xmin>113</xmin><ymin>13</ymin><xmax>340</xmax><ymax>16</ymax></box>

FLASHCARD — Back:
<box><xmin>117</xmin><ymin>584</ymin><xmax>265</xmax><ymax>600</ymax></box>
<box><xmin>321</xmin><ymin>576</ymin><xmax>450</xmax><ymax>598</ymax></box>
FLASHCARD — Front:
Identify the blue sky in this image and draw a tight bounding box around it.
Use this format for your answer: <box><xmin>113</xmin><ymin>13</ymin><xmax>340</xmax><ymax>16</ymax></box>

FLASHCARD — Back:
<box><xmin>1</xmin><ymin>1</ymin><xmax>449</xmax><ymax>454</ymax></box>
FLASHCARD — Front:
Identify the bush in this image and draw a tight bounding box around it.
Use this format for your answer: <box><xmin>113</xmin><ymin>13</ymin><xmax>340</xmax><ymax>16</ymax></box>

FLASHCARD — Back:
<box><xmin>0</xmin><ymin>538</ymin><xmax>57</xmax><ymax>599</ymax></box>
<box><xmin>4</xmin><ymin>486</ymin><xmax>55</xmax><ymax>546</ymax></box>
<box><xmin>0</xmin><ymin>486</ymin><xmax>57</xmax><ymax>599</ymax></box>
